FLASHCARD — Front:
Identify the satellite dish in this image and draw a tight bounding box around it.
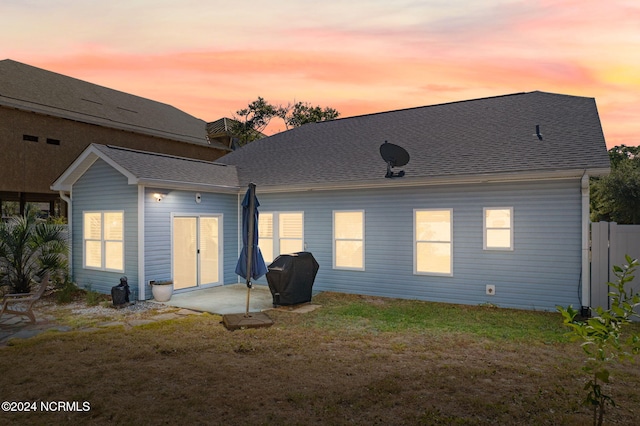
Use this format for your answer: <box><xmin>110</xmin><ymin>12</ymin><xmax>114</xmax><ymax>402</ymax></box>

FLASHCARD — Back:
<box><xmin>380</xmin><ymin>141</ymin><xmax>410</xmax><ymax>178</ymax></box>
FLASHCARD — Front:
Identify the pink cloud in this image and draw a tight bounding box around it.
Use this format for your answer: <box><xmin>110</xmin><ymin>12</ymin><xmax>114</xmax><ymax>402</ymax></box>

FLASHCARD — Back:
<box><xmin>15</xmin><ymin>33</ymin><xmax>637</xmax><ymax>149</ymax></box>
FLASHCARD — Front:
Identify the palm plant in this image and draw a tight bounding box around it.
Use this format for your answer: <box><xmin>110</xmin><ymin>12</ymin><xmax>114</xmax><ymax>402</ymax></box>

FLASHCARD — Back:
<box><xmin>0</xmin><ymin>204</ymin><xmax>68</xmax><ymax>293</ymax></box>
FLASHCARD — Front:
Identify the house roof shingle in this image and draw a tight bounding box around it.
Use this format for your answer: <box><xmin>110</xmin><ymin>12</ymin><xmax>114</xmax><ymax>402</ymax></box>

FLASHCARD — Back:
<box><xmin>51</xmin><ymin>144</ymin><xmax>239</xmax><ymax>192</ymax></box>
<box><xmin>218</xmin><ymin>91</ymin><xmax>610</xmax><ymax>189</ymax></box>
<box><xmin>206</xmin><ymin>117</ymin><xmax>237</xmax><ymax>136</ymax></box>
<box><xmin>0</xmin><ymin>59</ymin><xmax>228</xmax><ymax>150</ymax></box>
<box><xmin>93</xmin><ymin>144</ymin><xmax>238</xmax><ymax>188</ymax></box>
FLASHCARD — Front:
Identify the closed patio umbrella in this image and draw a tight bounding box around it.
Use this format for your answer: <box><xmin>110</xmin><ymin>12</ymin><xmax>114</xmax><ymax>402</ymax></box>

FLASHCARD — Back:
<box><xmin>235</xmin><ymin>183</ymin><xmax>267</xmax><ymax>316</ymax></box>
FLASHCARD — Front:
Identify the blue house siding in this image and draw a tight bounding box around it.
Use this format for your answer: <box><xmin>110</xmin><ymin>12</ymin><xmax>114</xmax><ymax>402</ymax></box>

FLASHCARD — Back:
<box><xmin>67</xmin><ymin>158</ymin><xmax>583</xmax><ymax>310</ymax></box>
<box><xmin>255</xmin><ymin>179</ymin><xmax>582</xmax><ymax>311</ymax></box>
<box><xmin>71</xmin><ymin>159</ymin><xmax>139</xmax><ymax>297</ymax></box>
<box><xmin>143</xmin><ymin>188</ymin><xmax>238</xmax><ymax>299</ymax></box>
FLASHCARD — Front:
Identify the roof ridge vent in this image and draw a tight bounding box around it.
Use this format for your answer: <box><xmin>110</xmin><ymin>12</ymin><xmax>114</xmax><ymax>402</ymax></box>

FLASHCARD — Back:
<box><xmin>104</xmin><ymin>144</ymin><xmax>228</xmax><ymax>166</ymax></box>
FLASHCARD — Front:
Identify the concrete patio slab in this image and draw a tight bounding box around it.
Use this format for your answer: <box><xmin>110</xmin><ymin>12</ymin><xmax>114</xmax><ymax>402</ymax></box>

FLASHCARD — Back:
<box><xmin>159</xmin><ymin>284</ymin><xmax>274</xmax><ymax>315</ymax></box>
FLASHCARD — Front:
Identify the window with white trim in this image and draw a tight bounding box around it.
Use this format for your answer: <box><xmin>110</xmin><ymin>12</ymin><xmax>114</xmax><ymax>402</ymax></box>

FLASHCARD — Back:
<box><xmin>484</xmin><ymin>207</ymin><xmax>513</xmax><ymax>250</ymax></box>
<box><xmin>258</xmin><ymin>212</ymin><xmax>303</xmax><ymax>263</ymax></box>
<box><xmin>258</xmin><ymin>213</ymin><xmax>274</xmax><ymax>264</ymax></box>
<box><xmin>414</xmin><ymin>209</ymin><xmax>452</xmax><ymax>275</ymax></box>
<box><xmin>83</xmin><ymin>211</ymin><xmax>124</xmax><ymax>271</ymax></box>
<box><xmin>333</xmin><ymin>210</ymin><xmax>364</xmax><ymax>270</ymax></box>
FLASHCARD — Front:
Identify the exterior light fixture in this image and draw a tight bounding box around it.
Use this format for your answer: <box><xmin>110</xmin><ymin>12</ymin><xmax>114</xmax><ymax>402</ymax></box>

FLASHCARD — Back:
<box><xmin>153</xmin><ymin>193</ymin><xmax>166</xmax><ymax>202</ymax></box>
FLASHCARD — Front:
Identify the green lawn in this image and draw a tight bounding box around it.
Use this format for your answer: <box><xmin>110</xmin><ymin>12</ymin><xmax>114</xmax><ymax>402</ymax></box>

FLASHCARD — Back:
<box><xmin>1</xmin><ymin>292</ymin><xmax>639</xmax><ymax>425</ymax></box>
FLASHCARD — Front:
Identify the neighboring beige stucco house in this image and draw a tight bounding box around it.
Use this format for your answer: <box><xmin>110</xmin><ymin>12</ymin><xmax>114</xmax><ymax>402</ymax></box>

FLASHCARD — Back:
<box><xmin>0</xmin><ymin>59</ymin><xmax>230</xmax><ymax>218</ymax></box>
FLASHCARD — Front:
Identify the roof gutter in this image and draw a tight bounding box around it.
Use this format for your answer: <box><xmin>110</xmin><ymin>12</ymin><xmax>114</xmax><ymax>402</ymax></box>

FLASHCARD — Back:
<box><xmin>252</xmin><ymin>167</ymin><xmax>611</xmax><ymax>194</ymax></box>
<box><xmin>135</xmin><ymin>178</ymin><xmax>240</xmax><ymax>194</ymax></box>
<box><xmin>581</xmin><ymin>172</ymin><xmax>591</xmax><ymax>311</ymax></box>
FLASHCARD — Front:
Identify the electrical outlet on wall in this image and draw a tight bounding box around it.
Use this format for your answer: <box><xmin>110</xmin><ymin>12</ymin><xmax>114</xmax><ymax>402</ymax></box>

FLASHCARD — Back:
<box><xmin>486</xmin><ymin>284</ymin><xmax>496</xmax><ymax>295</ymax></box>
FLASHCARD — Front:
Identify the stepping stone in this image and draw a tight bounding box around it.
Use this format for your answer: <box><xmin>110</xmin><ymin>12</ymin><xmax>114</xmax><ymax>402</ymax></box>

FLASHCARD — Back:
<box><xmin>150</xmin><ymin>313</ymin><xmax>180</xmax><ymax>321</ymax></box>
<box><xmin>0</xmin><ymin>316</ymin><xmax>26</xmax><ymax>326</ymax></box>
<box><xmin>9</xmin><ymin>329</ymin><xmax>46</xmax><ymax>340</ymax></box>
<box><xmin>97</xmin><ymin>321</ymin><xmax>125</xmax><ymax>328</ymax></box>
<box><xmin>50</xmin><ymin>326</ymin><xmax>73</xmax><ymax>332</ymax></box>
<box><xmin>290</xmin><ymin>304</ymin><xmax>321</xmax><ymax>314</ymax></box>
<box><xmin>128</xmin><ymin>319</ymin><xmax>155</xmax><ymax>327</ymax></box>
<box><xmin>176</xmin><ymin>309</ymin><xmax>202</xmax><ymax>316</ymax></box>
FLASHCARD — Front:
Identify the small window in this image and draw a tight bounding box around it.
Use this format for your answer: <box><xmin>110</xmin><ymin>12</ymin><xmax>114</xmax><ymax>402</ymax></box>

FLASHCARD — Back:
<box><xmin>484</xmin><ymin>207</ymin><xmax>513</xmax><ymax>250</ymax></box>
<box><xmin>333</xmin><ymin>210</ymin><xmax>364</xmax><ymax>270</ymax></box>
<box><xmin>83</xmin><ymin>211</ymin><xmax>124</xmax><ymax>272</ymax></box>
<box><xmin>414</xmin><ymin>209</ymin><xmax>452</xmax><ymax>275</ymax></box>
<box><xmin>23</xmin><ymin>134</ymin><xmax>38</xmax><ymax>142</ymax></box>
<box><xmin>46</xmin><ymin>138</ymin><xmax>60</xmax><ymax>145</ymax></box>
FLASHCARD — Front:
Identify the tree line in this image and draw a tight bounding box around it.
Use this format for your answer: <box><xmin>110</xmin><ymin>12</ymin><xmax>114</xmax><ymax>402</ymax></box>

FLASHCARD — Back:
<box><xmin>229</xmin><ymin>97</ymin><xmax>339</xmax><ymax>146</ymax></box>
<box><xmin>591</xmin><ymin>145</ymin><xmax>640</xmax><ymax>224</ymax></box>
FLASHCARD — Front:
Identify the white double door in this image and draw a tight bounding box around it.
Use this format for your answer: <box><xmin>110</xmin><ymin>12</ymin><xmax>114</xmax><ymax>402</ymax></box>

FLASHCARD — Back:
<box><xmin>172</xmin><ymin>215</ymin><xmax>222</xmax><ymax>290</ymax></box>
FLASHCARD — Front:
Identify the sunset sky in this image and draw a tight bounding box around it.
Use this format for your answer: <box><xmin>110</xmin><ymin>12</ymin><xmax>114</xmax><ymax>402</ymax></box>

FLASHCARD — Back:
<box><xmin>2</xmin><ymin>0</ymin><xmax>638</xmax><ymax>148</ymax></box>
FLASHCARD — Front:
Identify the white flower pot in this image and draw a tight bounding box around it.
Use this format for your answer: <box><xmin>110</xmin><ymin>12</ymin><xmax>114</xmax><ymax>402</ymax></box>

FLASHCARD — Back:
<box><xmin>151</xmin><ymin>282</ymin><xmax>174</xmax><ymax>302</ymax></box>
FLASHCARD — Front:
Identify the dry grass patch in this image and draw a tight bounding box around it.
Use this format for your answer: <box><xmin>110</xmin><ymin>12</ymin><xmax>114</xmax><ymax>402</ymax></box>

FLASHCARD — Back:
<box><xmin>1</xmin><ymin>292</ymin><xmax>639</xmax><ymax>425</ymax></box>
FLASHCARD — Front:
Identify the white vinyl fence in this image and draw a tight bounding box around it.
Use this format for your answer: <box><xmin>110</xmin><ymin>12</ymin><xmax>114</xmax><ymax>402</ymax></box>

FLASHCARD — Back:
<box><xmin>591</xmin><ymin>222</ymin><xmax>640</xmax><ymax>311</ymax></box>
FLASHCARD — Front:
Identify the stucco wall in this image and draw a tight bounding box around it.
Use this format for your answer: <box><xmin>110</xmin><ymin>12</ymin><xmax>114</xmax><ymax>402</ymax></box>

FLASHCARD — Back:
<box><xmin>0</xmin><ymin>106</ymin><xmax>227</xmax><ymax>196</ymax></box>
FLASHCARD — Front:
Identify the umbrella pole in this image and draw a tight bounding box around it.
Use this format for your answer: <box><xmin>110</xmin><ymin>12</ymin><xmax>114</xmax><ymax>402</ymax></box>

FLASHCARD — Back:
<box><xmin>245</xmin><ymin>285</ymin><xmax>251</xmax><ymax>316</ymax></box>
<box><xmin>223</xmin><ymin>183</ymin><xmax>273</xmax><ymax>331</ymax></box>
<box><xmin>245</xmin><ymin>183</ymin><xmax>256</xmax><ymax>317</ymax></box>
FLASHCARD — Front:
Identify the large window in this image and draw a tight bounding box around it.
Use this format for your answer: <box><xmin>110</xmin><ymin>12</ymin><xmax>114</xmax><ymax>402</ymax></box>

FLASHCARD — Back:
<box><xmin>83</xmin><ymin>211</ymin><xmax>124</xmax><ymax>272</ymax></box>
<box><xmin>333</xmin><ymin>210</ymin><xmax>364</xmax><ymax>270</ymax></box>
<box><xmin>414</xmin><ymin>209</ymin><xmax>452</xmax><ymax>276</ymax></box>
<box><xmin>484</xmin><ymin>207</ymin><xmax>513</xmax><ymax>250</ymax></box>
<box><xmin>258</xmin><ymin>213</ymin><xmax>274</xmax><ymax>263</ymax></box>
<box><xmin>258</xmin><ymin>212</ymin><xmax>303</xmax><ymax>263</ymax></box>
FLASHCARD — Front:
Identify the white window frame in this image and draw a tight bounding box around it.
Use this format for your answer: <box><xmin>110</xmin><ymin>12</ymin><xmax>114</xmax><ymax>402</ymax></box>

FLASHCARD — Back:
<box><xmin>414</xmin><ymin>208</ymin><xmax>453</xmax><ymax>276</ymax></box>
<box><xmin>333</xmin><ymin>210</ymin><xmax>365</xmax><ymax>271</ymax></box>
<box><xmin>483</xmin><ymin>207</ymin><xmax>514</xmax><ymax>251</ymax></box>
<box><xmin>83</xmin><ymin>210</ymin><xmax>124</xmax><ymax>272</ymax></box>
<box><xmin>259</xmin><ymin>211</ymin><xmax>304</xmax><ymax>263</ymax></box>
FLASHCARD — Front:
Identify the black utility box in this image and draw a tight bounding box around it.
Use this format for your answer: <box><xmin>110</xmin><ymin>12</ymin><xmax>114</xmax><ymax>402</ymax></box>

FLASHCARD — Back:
<box><xmin>111</xmin><ymin>276</ymin><xmax>130</xmax><ymax>307</ymax></box>
<box><xmin>266</xmin><ymin>252</ymin><xmax>319</xmax><ymax>306</ymax></box>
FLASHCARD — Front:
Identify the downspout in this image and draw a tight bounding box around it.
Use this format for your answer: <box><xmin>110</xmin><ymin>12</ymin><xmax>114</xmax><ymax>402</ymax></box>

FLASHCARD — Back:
<box><xmin>138</xmin><ymin>186</ymin><xmax>145</xmax><ymax>301</ymax></box>
<box><xmin>237</xmin><ymin>191</ymin><xmax>242</xmax><ymax>284</ymax></box>
<box><xmin>59</xmin><ymin>191</ymin><xmax>72</xmax><ymax>277</ymax></box>
<box><xmin>581</xmin><ymin>173</ymin><xmax>590</xmax><ymax>311</ymax></box>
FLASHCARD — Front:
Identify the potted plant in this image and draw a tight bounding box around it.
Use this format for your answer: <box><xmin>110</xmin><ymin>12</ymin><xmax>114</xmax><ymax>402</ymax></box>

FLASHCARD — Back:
<box><xmin>150</xmin><ymin>279</ymin><xmax>173</xmax><ymax>302</ymax></box>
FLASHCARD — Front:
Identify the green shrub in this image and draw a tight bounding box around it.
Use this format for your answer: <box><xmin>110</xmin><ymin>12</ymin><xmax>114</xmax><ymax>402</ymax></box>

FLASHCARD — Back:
<box><xmin>558</xmin><ymin>255</ymin><xmax>640</xmax><ymax>426</ymax></box>
<box><xmin>0</xmin><ymin>204</ymin><xmax>68</xmax><ymax>293</ymax></box>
